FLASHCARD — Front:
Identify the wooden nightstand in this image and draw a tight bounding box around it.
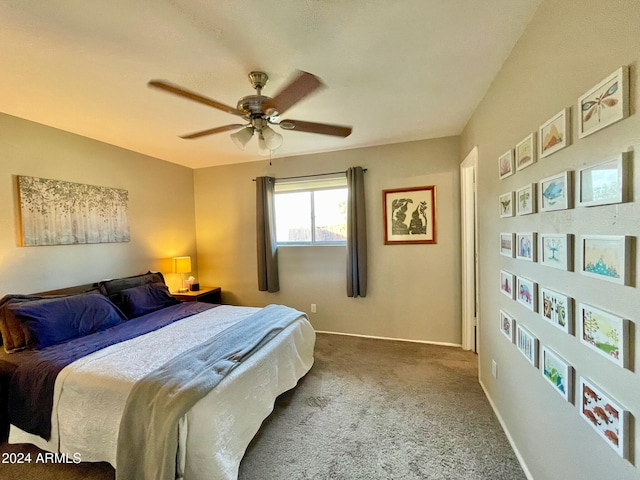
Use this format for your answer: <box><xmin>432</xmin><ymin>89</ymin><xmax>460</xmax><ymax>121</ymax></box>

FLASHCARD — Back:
<box><xmin>172</xmin><ymin>286</ymin><xmax>222</xmax><ymax>304</ymax></box>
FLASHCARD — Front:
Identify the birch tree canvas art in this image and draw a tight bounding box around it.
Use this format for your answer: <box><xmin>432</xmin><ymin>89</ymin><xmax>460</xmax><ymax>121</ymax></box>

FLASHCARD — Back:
<box><xmin>18</xmin><ymin>176</ymin><xmax>130</xmax><ymax>246</ymax></box>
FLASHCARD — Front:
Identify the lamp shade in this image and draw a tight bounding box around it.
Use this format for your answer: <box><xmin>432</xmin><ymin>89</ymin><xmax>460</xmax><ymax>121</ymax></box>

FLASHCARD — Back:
<box><xmin>173</xmin><ymin>256</ymin><xmax>192</xmax><ymax>274</ymax></box>
<box><xmin>230</xmin><ymin>127</ymin><xmax>253</xmax><ymax>149</ymax></box>
<box><xmin>261</xmin><ymin>125</ymin><xmax>283</xmax><ymax>150</ymax></box>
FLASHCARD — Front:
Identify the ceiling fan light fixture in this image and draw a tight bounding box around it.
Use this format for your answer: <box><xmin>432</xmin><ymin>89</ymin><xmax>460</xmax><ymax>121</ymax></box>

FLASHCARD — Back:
<box><xmin>261</xmin><ymin>125</ymin><xmax>283</xmax><ymax>150</ymax></box>
<box><xmin>257</xmin><ymin>132</ymin><xmax>271</xmax><ymax>156</ymax></box>
<box><xmin>230</xmin><ymin>127</ymin><xmax>253</xmax><ymax>150</ymax></box>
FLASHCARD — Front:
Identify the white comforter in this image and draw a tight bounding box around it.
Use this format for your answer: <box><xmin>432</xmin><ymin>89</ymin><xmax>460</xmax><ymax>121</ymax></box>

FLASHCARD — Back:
<box><xmin>9</xmin><ymin>305</ymin><xmax>315</xmax><ymax>480</ymax></box>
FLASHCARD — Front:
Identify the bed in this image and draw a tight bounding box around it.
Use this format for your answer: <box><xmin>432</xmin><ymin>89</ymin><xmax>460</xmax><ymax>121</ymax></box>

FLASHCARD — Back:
<box><xmin>0</xmin><ymin>272</ymin><xmax>315</xmax><ymax>479</ymax></box>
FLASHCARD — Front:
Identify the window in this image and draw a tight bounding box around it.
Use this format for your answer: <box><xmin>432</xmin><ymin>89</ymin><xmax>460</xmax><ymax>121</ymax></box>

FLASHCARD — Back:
<box><xmin>275</xmin><ymin>176</ymin><xmax>347</xmax><ymax>245</ymax></box>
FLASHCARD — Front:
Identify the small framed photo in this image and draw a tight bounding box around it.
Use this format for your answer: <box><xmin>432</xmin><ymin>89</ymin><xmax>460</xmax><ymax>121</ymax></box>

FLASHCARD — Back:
<box><xmin>577</xmin><ymin>154</ymin><xmax>628</xmax><ymax>207</ymax></box>
<box><xmin>515</xmin><ymin>133</ymin><xmax>536</xmax><ymax>171</ymax></box>
<box><xmin>515</xmin><ymin>232</ymin><xmax>537</xmax><ymax>262</ymax></box>
<box><xmin>539</xmin><ymin>171</ymin><xmax>572</xmax><ymax>212</ymax></box>
<box><xmin>500</xmin><ymin>270</ymin><xmax>515</xmax><ymax>299</ymax></box>
<box><xmin>500</xmin><ymin>310</ymin><xmax>515</xmax><ymax>342</ymax></box>
<box><xmin>383</xmin><ymin>185</ymin><xmax>436</xmax><ymax>244</ymax></box>
<box><xmin>541</xmin><ymin>346</ymin><xmax>573</xmax><ymax>402</ymax></box>
<box><xmin>578</xmin><ymin>303</ymin><xmax>628</xmax><ymax>368</ymax></box>
<box><xmin>539</xmin><ymin>287</ymin><xmax>572</xmax><ymax>334</ymax></box>
<box><xmin>579</xmin><ymin>377</ymin><xmax>629</xmax><ymax>458</ymax></box>
<box><xmin>515</xmin><ymin>323</ymin><xmax>538</xmax><ymax>367</ymax></box>
<box><xmin>577</xmin><ymin>66</ymin><xmax>629</xmax><ymax>139</ymax></box>
<box><xmin>539</xmin><ymin>108</ymin><xmax>571</xmax><ymax>158</ymax></box>
<box><xmin>539</xmin><ymin>233</ymin><xmax>573</xmax><ymax>271</ymax></box>
<box><xmin>580</xmin><ymin>235</ymin><xmax>630</xmax><ymax>285</ymax></box>
<box><xmin>516</xmin><ymin>276</ymin><xmax>537</xmax><ymax>312</ymax></box>
<box><xmin>515</xmin><ymin>184</ymin><xmax>536</xmax><ymax>216</ymax></box>
<box><xmin>498</xmin><ymin>150</ymin><xmax>514</xmax><ymax>179</ymax></box>
<box><xmin>500</xmin><ymin>232</ymin><xmax>515</xmax><ymax>257</ymax></box>
<box><xmin>499</xmin><ymin>191</ymin><xmax>515</xmax><ymax>218</ymax></box>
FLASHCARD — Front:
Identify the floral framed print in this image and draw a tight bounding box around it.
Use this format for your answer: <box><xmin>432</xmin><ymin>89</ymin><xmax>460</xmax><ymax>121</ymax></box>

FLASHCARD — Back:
<box><xmin>539</xmin><ymin>233</ymin><xmax>573</xmax><ymax>271</ymax></box>
<box><xmin>579</xmin><ymin>377</ymin><xmax>629</xmax><ymax>458</ymax></box>
<box><xmin>383</xmin><ymin>185</ymin><xmax>436</xmax><ymax>244</ymax></box>
<box><xmin>539</xmin><ymin>287</ymin><xmax>572</xmax><ymax>334</ymax></box>
<box><xmin>578</xmin><ymin>303</ymin><xmax>628</xmax><ymax>368</ymax></box>
<box><xmin>498</xmin><ymin>149</ymin><xmax>514</xmax><ymax>179</ymax></box>
<box><xmin>516</xmin><ymin>276</ymin><xmax>537</xmax><ymax>312</ymax></box>
<box><xmin>515</xmin><ymin>133</ymin><xmax>536</xmax><ymax>171</ymax></box>
<box><xmin>515</xmin><ymin>232</ymin><xmax>537</xmax><ymax>262</ymax></box>
<box><xmin>499</xmin><ymin>191</ymin><xmax>514</xmax><ymax>218</ymax></box>
<box><xmin>500</xmin><ymin>310</ymin><xmax>515</xmax><ymax>342</ymax></box>
<box><xmin>500</xmin><ymin>270</ymin><xmax>515</xmax><ymax>299</ymax></box>
<box><xmin>577</xmin><ymin>66</ymin><xmax>629</xmax><ymax>139</ymax></box>
<box><xmin>539</xmin><ymin>171</ymin><xmax>572</xmax><ymax>212</ymax></box>
<box><xmin>500</xmin><ymin>232</ymin><xmax>515</xmax><ymax>258</ymax></box>
<box><xmin>580</xmin><ymin>235</ymin><xmax>630</xmax><ymax>285</ymax></box>
<box><xmin>516</xmin><ymin>323</ymin><xmax>538</xmax><ymax>367</ymax></box>
<box><xmin>539</xmin><ymin>108</ymin><xmax>571</xmax><ymax>158</ymax></box>
<box><xmin>515</xmin><ymin>184</ymin><xmax>536</xmax><ymax>216</ymax></box>
<box><xmin>577</xmin><ymin>154</ymin><xmax>628</xmax><ymax>207</ymax></box>
<box><xmin>541</xmin><ymin>346</ymin><xmax>573</xmax><ymax>402</ymax></box>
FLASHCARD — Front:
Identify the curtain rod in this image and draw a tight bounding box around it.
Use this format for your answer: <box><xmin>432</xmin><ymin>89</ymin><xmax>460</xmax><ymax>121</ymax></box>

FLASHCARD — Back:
<box><xmin>252</xmin><ymin>168</ymin><xmax>367</xmax><ymax>182</ymax></box>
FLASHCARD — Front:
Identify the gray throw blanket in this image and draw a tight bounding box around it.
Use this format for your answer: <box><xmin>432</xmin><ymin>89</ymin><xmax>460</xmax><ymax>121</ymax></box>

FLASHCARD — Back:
<box><xmin>116</xmin><ymin>304</ymin><xmax>306</xmax><ymax>480</ymax></box>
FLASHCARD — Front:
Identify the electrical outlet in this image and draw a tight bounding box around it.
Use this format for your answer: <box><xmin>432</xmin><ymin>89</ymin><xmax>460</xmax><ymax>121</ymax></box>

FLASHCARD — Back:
<box><xmin>491</xmin><ymin>360</ymin><xmax>498</xmax><ymax>379</ymax></box>
<box><xmin>310</xmin><ymin>304</ymin><xmax>317</xmax><ymax>313</ymax></box>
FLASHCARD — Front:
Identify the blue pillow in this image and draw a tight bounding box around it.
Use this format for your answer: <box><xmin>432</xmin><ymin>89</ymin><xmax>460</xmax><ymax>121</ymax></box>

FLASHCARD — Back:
<box><xmin>117</xmin><ymin>282</ymin><xmax>179</xmax><ymax>319</ymax></box>
<box><xmin>8</xmin><ymin>293</ymin><xmax>126</xmax><ymax>349</ymax></box>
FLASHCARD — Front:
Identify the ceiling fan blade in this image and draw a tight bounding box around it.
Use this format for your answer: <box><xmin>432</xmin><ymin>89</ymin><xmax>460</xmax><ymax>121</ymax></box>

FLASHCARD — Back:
<box><xmin>279</xmin><ymin>119</ymin><xmax>352</xmax><ymax>137</ymax></box>
<box><xmin>148</xmin><ymin>80</ymin><xmax>245</xmax><ymax>117</ymax></box>
<box><xmin>264</xmin><ymin>71</ymin><xmax>324</xmax><ymax>116</ymax></box>
<box><xmin>180</xmin><ymin>124</ymin><xmax>246</xmax><ymax>139</ymax></box>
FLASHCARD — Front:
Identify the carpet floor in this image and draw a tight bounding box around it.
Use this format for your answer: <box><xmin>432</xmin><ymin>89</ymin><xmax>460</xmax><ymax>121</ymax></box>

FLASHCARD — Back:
<box><xmin>0</xmin><ymin>333</ymin><xmax>525</xmax><ymax>480</ymax></box>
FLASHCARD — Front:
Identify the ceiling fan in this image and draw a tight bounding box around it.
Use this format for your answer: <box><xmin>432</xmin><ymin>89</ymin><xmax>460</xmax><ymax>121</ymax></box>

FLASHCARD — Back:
<box><xmin>148</xmin><ymin>70</ymin><xmax>352</xmax><ymax>154</ymax></box>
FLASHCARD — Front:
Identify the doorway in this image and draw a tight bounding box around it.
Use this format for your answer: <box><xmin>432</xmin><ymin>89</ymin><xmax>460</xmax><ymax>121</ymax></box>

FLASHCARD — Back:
<box><xmin>460</xmin><ymin>147</ymin><xmax>478</xmax><ymax>352</ymax></box>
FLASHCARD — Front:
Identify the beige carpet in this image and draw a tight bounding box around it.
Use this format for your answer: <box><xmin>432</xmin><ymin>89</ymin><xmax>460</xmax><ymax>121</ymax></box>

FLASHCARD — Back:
<box><xmin>0</xmin><ymin>333</ymin><xmax>525</xmax><ymax>480</ymax></box>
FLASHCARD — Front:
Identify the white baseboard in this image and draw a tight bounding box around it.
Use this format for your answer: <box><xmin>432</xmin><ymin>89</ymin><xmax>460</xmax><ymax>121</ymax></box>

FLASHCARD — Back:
<box><xmin>314</xmin><ymin>329</ymin><xmax>462</xmax><ymax>348</ymax></box>
<box><xmin>479</xmin><ymin>379</ymin><xmax>534</xmax><ymax>480</ymax></box>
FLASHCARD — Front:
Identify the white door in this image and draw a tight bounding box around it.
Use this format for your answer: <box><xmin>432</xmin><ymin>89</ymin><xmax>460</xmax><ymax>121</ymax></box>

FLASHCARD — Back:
<box><xmin>460</xmin><ymin>147</ymin><xmax>478</xmax><ymax>352</ymax></box>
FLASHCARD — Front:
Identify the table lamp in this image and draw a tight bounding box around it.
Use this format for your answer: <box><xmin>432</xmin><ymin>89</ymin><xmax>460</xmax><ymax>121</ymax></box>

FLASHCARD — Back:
<box><xmin>173</xmin><ymin>256</ymin><xmax>192</xmax><ymax>292</ymax></box>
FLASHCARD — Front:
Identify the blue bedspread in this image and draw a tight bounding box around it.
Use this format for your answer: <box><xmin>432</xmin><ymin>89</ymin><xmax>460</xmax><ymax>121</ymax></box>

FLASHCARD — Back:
<box><xmin>6</xmin><ymin>302</ymin><xmax>216</xmax><ymax>440</ymax></box>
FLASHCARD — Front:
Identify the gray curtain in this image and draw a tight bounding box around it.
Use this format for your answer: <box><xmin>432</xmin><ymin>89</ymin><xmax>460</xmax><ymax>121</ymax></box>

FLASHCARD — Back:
<box><xmin>256</xmin><ymin>176</ymin><xmax>279</xmax><ymax>292</ymax></box>
<box><xmin>346</xmin><ymin>167</ymin><xmax>367</xmax><ymax>297</ymax></box>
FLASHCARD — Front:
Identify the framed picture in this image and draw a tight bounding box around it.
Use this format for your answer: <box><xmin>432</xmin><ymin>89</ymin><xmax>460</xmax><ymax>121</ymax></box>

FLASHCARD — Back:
<box><xmin>515</xmin><ymin>133</ymin><xmax>536</xmax><ymax>171</ymax></box>
<box><xmin>515</xmin><ymin>184</ymin><xmax>536</xmax><ymax>216</ymax></box>
<box><xmin>500</xmin><ymin>270</ymin><xmax>515</xmax><ymax>299</ymax></box>
<box><xmin>578</xmin><ymin>303</ymin><xmax>628</xmax><ymax>368</ymax></box>
<box><xmin>580</xmin><ymin>235</ymin><xmax>630</xmax><ymax>285</ymax></box>
<box><xmin>539</xmin><ymin>108</ymin><xmax>571</xmax><ymax>158</ymax></box>
<box><xmin>577</xmin><ymin>153</ymin><xmax>628</xmax><ymax>207</ymax></box>
<box><xmin>539</xmin><ymin>233</ymin><xmax>573</xmax><ymax>271</ymax></box>
<box><xmin>579</xmin><ymin>377</ymin><xmax>629</xmax><ymax>458</ymax></box>
<box><xmin>500</xmin><ymin>310</ymin><xmax>515</xmax><ymax>342</ymax></box>
<box><xmin>500</xmin><ymin>232</ymin><xmax>515</xmax><ymax>258</ymax></box>
<box><xmin>515</xmin><ymin>232</ymin><xmax>537</xmax><ymax>262</ymax></box>
<box><xmin>539</xmin><ymin>171</ymin><xmax>572</xmax><ymax>212</ymax></box>
<box><xmin>383</xmin><ymin>185</ymin><xmax>436</xmax><ymax>244</ymax></box>
<box><xmin>498</xmin><ymin>150</ymin><xmax>514</xmax><ymax>179</ymax></box>
<box><xmin>541</xmin><ymin>346</ymin><xmax>573</xmax><ymax>402</ymax></box>
<box><xmin>539</xmin><ymin>287</ymin><xmax>572</xmax><ymax>334</ymax></box>
<box><xmin>577</xmin><ymin>66</ymin><xmax>629</xmax><ymax>139</ymax></box>
<box><xmin>499</xmin><ymin>191</ymin><xmax>514</xmax><ymax>218</ymax></box>
<box><xmin>515</xmin><ymin>323</ymin><xmax>538</xmax><ymax>367</ymax></box>
<box><xmin>516</xmin><ymin>276</ymin><xmax>537</xmax><ymax>312</ymax></box>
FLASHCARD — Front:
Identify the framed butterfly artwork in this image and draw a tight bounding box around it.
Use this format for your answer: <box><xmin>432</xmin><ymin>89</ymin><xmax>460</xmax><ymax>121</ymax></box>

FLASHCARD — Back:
<box><xmin>577</xmin><ymin>66</ymin><xmax>629</xmax><ymax>138</ymax></box>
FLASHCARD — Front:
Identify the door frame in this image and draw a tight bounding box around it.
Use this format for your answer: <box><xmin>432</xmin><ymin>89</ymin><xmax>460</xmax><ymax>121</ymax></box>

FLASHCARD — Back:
<box><xmin>460</xmin><ymin>146</ymin><xmax>479</xmax><ymax>352</ymax></box>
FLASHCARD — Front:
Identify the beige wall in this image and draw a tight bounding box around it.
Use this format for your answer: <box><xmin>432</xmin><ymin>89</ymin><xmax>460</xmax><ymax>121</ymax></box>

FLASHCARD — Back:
<box><xmin>461</xmin><ymin>1</ymin><xmax>640</xmax><ymax>478</ymax></box>
<box><xmin>0</xmin><ymin>113</ymin><xmax>197</xmax><ymax>295</ymax></box>
<box><xmin>194</xmin><ymin>136</ymin><xmax>462</xmax><ymax>344</ymax></box>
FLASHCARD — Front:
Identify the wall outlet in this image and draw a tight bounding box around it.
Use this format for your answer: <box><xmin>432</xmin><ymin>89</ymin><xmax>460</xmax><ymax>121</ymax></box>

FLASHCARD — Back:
<box><xmin>491</xmin><ymin>359</ymin><xmax>498</xmax><ymax>379</ymax></box>
<box><xmin>310</xmin><ymin>303</ymin><xmax>317</xmax><ymax>313</ymax></box>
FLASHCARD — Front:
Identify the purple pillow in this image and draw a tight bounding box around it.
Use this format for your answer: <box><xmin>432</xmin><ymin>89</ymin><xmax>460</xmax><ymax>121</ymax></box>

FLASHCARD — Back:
<box><xmin>117</xmin><ymin>282</ymin><xmax>179</xmax><ymax>319</ymax></box>
<box><xmin>8</xmin><ymin>293</ymin><xmax>126</xmax><ymax>349</ymax></box>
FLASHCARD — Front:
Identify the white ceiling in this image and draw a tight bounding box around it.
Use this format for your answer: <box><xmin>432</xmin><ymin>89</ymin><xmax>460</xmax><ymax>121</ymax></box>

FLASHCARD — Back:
<box><xmin>0</xmin><ymin>0</ymin><xmax>541</xmax><ymax>169</ymax></box>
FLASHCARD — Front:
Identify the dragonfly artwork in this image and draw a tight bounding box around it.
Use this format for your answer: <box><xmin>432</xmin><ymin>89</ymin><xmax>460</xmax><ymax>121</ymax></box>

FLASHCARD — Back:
<box><xmin>578</xmin><ymin>67</ymin><xmax>628</xmax><ymax>138</ymax></box>
<box><xmin>582</xmin><ymin>80</ymin><xmax>619</xmax><ymax>125</ymax></box>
